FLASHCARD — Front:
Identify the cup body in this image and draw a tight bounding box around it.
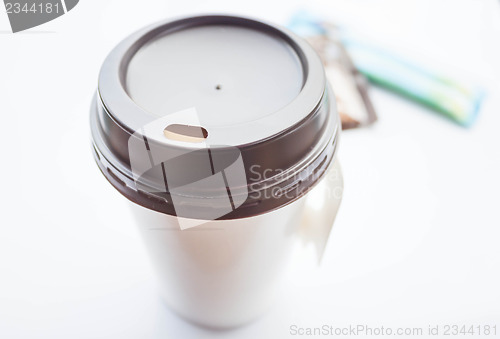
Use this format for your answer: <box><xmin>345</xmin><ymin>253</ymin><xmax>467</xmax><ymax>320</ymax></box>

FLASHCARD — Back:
<box><xmin>129</xmin><ymin>157</ymin><xmax>342</xmax><ymax>328</ymax></box>
<box><xmin>130</xmin><ymin>195</ymin><xmax>304</xmax><ymax>328</ymax></box>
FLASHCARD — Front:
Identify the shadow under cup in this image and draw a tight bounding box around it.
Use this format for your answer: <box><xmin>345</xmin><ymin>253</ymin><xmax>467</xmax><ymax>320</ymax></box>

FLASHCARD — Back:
<box><xmin>90</xmin><ymin>15</ymin><xmax>342</xmax><ymax>328</ymax></box>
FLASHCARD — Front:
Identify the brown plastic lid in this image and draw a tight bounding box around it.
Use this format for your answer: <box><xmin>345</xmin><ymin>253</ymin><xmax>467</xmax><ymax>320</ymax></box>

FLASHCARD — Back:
<box><xmin>90</xmin><ymin>15</ymin><xmax>340</xmax><ymax>220</ymax></box>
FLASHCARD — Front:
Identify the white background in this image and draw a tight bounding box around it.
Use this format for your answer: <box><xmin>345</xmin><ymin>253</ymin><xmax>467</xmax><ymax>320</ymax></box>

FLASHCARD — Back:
<box><xmin>1</xmin><ymin>0</ymin><xmax>499</xmax><ymax>338</ymax></box>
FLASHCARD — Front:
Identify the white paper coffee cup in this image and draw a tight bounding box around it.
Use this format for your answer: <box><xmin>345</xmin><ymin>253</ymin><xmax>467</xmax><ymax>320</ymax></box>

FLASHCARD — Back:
<box><xmin>90</xmin><ymin>15</ymin><xmax>342</xmax><ymax>328</ymax></box>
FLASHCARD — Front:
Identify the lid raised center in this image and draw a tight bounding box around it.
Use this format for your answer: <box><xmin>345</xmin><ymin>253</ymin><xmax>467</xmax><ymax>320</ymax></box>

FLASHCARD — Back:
<box><xmin>126</xmin><ymin>24</ymin><xmax>304</xmax><ymax>127</ymax></box>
